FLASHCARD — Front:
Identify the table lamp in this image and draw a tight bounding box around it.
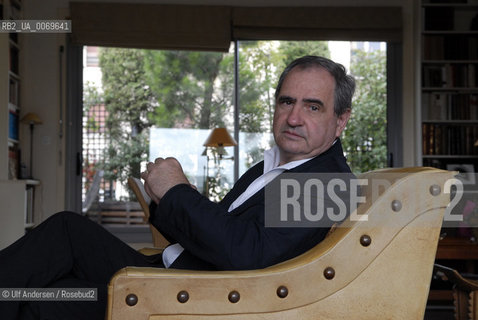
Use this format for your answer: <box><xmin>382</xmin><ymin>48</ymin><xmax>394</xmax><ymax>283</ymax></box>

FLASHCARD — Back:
<box><xmin>203</xmin><ymin>127</ymin><xmax>237</xmax><ymax>148</ymax></box>
<box><xmin>202</xmin><ymin>128</ymin><xmax>237</xmax><ymax>196</ymax></box>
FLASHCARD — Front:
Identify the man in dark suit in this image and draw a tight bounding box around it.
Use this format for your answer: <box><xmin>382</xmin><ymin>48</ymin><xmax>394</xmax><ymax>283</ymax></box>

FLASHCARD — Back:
<box><xmin>0</xmin><ymin>55</ymin><xmax>355</xmax><ymax>319</ymax></box>
<box><xmin>145</xmin><ymin>55</ymin><xmax>355</xmax><ymax>270</ymax></box>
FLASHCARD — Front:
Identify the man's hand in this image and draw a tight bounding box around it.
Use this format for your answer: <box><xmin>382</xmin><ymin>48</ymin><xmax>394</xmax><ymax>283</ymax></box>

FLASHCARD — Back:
<box><xmin>141</xmin><ymin>157</ymin><xmax>190</xmax><ymax>204</ymax></box>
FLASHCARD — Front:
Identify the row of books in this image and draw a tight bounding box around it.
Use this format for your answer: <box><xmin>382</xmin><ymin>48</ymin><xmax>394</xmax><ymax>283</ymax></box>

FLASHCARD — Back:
<box><xmin>422</xmin><ymin>123</ymin><xmax>478</xmax><ymax>155</ymax></box>
<box><xmin>422</xmin><ymin>93</ymin><xmax>478</xmax><ymax>120</ymax></box>
<box><xmin>424</xmin><ymin>7</ymin><xmax>478</xmax><ymax>32</ymax></box>
<box><xmin>423</xmin><ymin>35</ymin><xmax>478</xmax><ymax>60</ymax></box>
<box><xmin>423</xmin><ymin>64</ymin><xmax>477</xmax><ymax>87</ymax></box>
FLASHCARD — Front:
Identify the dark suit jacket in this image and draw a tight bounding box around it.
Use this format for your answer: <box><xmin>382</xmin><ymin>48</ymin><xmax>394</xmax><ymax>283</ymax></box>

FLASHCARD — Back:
<box><xmin>150</xmin><ymin>139</ymin><xmax>352</xmax><ymax>270</ymax></box>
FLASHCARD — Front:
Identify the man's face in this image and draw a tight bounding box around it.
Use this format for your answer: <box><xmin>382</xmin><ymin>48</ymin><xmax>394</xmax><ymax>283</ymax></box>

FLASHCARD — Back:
<box><xmin>273</xmin><ymin>67</ymin><xmax>350</xmax><ymax>165</ymax></box>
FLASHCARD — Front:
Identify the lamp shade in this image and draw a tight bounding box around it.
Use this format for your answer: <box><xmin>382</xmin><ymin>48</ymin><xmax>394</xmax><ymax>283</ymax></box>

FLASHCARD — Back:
<box><xmin>203</xmin><ymin>128</ymin><xmax>237</xmax><ymax>147</ymax></box>
<box><xmin>21</xmin><ymin>112</ymin><xmax>43</xmax><ymax>125</ymax></box>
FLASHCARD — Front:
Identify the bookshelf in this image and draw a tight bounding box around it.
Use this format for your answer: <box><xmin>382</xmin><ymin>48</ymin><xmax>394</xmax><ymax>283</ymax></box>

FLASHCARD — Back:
<box><xmin>0</xmin><ymin>0</ymin><xmax>22</xmax><ymax>180</ymax></box>
<box><xmin>421</xmin><ymin>3</ymin><xmax>478</xmax><ymax>309</ymax></box>
<box><xmin>0</xmin><ymin>0</ymin><xmax>40</xmax><ymax>247</ymax></box>
<box><xmin>7</xmin><ymin>0</ymin><xmax>21</xmax><ymax>180</ymax></box>
<box><xmin>420</xmin><ymin>0</ymin><xmax>478</xmax><ymax>173</ymax></box>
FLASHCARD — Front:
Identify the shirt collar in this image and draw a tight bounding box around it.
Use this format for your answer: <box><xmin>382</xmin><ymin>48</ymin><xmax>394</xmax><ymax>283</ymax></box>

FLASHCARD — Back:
<box><xmin>263</xmin><ymin>145</ymin><xmax>313</xmax><ymax>174</ymax></box>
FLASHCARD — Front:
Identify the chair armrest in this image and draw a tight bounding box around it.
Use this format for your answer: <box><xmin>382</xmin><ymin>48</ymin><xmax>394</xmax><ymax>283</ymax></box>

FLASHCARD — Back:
<box><xmin>434</xmin><ymin>264</ymin><xmax>478</xmax><ymax>319</ymax></box>
<box><xmin>107</xmin><ymin>264</ymin><xmax>323</xmax><ymax>318</ymax></box>
<box><xmin>435</xmin><ymin>264</ymin><xmax>478</xmax><ymax>292</ymax></box>
<box><xmin>137</xmin><ymin>247</ymin><xmax>164</xmax><ymax>256</ymax></box>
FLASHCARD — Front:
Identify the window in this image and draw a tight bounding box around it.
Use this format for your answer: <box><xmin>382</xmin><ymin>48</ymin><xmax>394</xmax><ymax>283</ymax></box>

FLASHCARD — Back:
<box><xmin>81</xmin><ymin>40</ymin><xmax>388</xmax><ymax>223</ymax></box>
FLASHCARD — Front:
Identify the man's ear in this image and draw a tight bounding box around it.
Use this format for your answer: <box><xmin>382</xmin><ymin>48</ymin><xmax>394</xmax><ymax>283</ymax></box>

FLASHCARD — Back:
<box><xmin>335</xmin><ymin>108</ymin><xmax>351</xmax><ymax>137</ymax></box>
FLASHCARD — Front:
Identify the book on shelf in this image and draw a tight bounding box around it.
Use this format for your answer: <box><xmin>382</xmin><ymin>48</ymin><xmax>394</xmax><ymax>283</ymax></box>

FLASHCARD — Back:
<box><xmin>423</xmin><ymin>35</ymin><xmax>478</xmax><ymax>60</ymax></box>
<box><xmin>471</xmin><ymin>94</ymin><xmax>478</xmax><ymax>119</ymax></box>
<box><xmin>8</xmin><ymin>145</ymin><xmax>19</xmax><ymax>179</ymax></box>
<box><xmin>422</xmin><ymin>93</ymin><xmax>447</xmax><ymax>120</ymax></box>
<box><xmin>422</xmin><ymin>65</ymin><xmax>446</xmax><ymax>87</ymax></box>
<box><xmin>422</xmin><ymin>64</ymin><xmax>478</xmax><ymax>88</ymax></box>
<box><xmin>469</xmin><ymin>63</ymin><xmax>476</xmax><ymax>88</ymax></box>
<box><xmin>450</xmin><ymin>94</ymin><xmax>478</xmax><ymax>120</ymax></box>
<box><xmin>8</xmin><ymin>108</ymin><xmax>18</xmax><ymax>141</ymax></box>
<box><xmin>422</xmin><ymin>93</ymin><xmax>478</xmax><ymax>121</ymax></box>
<box><xmin>445</xmin><ymin>63</ymin><xmax>477</xmax><ymax>87</ymax></box>
<box><xmin>423</xmin><ymin>36</ymin><xmax>445</xmax><ymax>60</ymax></box>
<box><xmin>422</xmin><ymin>123</ymin><xmax>478</xmax><ymax>156</ymax></box>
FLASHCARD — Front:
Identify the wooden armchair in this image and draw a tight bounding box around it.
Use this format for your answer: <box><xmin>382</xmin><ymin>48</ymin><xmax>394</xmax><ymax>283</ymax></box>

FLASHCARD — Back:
<box><xmin>109</xmin><ymin>167</ymin><xmax>454</xmax><ymax>320</ymax></box>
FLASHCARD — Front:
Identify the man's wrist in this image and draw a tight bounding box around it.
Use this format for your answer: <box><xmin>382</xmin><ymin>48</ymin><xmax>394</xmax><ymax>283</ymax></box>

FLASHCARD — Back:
<box><xmin>161</xmin><ymin>183</ymin><xmax>197</xmax><ymax>203</ymax></box>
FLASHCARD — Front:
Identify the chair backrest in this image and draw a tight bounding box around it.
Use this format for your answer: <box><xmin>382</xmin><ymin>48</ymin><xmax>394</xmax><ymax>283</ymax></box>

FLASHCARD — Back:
<box><xmin>108</xmin><ymin>167</ymin><xmax>455</xmax><ymax>320</ymax></box>
<box><xmin>127</xmin><ymin>177</ymin><xmax>151</xmax><ymax>221</ymax></box>
<box><xmin>127</xmin><ymin>177</ymin><xmax>169</xmax><ymax>248</ymax></box>
<box><xmin>82</xmin><ymin>170</ymin><xmax>104</xmax><ymax>215</ymax></box>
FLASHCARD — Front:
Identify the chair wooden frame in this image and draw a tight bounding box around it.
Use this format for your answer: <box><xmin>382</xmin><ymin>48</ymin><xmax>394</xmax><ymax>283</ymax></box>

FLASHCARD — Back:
<box><xmin>109</xmin><ymin>168</ymin><xmax>454</xmax><ymax>320</ymax></box>
<box><xmin>434</xmin><ymin>263</ymin><xmax>478</xmax><ymax>320</ymax></box>
<box><xmin>127</xmin><ymin>177</ymin><xmax>169</xmax><ymax>249</ymax></box>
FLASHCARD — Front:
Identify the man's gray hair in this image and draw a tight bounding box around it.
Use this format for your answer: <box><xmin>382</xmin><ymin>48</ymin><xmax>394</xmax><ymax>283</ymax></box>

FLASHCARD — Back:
<box><xmin>274</xmin><ymin>56</ymin><xmax>356</xmax><ymax>116</ymax></box>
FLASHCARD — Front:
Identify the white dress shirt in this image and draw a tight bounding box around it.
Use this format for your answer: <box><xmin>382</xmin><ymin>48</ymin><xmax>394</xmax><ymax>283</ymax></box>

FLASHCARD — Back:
<box><xmin>227</xmin><ymin>146</ymin><xmax>312</xmax><ymax>211</ymax></box>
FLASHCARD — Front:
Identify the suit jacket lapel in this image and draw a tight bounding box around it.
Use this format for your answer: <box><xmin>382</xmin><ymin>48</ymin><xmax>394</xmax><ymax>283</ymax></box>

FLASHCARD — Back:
<box><xmin>219</xmin><ymin>161</ymin><xmax>264</xmax><ymax>211</ymax></box>
<box><xmin>225</xmin><ymin>139</ymin><xmax>348</xmax><ymax>215</ymax></box>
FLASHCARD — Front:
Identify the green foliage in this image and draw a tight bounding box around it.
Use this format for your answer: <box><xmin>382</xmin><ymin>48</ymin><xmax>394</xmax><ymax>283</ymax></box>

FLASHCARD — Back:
<box><xmin>238</xmin><ymin>41</ymin><xmax>282</xmax><ymax>133</ymax></box>
<box><xmin>83</xmin><ymin>81</ymin><xmax>103</xmax><ymax>113</ymax></box>
<box><xmin>279</xmin><ymin>41</ymin><xmax>330</xmax><ymax>66</ymax></box>
<box><xmin>103</xmin><ymin>133</ymin><xmax>149</xmax><ymax>194</ymax></box>
<box><xmin>83</xmin><ymin>81</ymin><xmax>104</xmax><ymax>133</ymax></box>
<box><xmin>99</xmin><ymin>48</ymin><xmax>156</xmax><ymax>197</ymax></box>
<box><xmin>144</xmin><ymin>51</ymin><xmax>228</xmax><ymax>129</ymax></box>
<box><xmin>342</xmin><ymin>49</ymin><xmax>388</xmax><ymax>173</ymax></box>
<box><xmin>82</xmin><ymin>81</ymin><xmax>104</xmax><ymax>188</ymax></box>
<box><xmin>143</xmin><ymin>45</ymin><xmax>278</xmax><ymax>176</ymax></box>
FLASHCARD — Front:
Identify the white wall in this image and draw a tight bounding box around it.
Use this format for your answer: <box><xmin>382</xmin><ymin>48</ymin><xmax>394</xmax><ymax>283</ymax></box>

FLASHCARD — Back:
<box><xmin>20</xmin><ymin>0</ymin><xmax>418</xmax><ymax>220</ymax></box>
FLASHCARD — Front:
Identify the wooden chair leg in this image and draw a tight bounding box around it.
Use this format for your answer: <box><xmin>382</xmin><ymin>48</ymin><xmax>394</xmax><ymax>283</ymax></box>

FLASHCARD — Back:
<box><xmin>453</xmin><ymin>289</ymin><xmax>471</xmax><ymax>320</ymax></box>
